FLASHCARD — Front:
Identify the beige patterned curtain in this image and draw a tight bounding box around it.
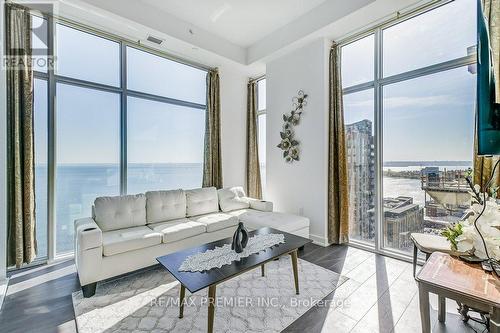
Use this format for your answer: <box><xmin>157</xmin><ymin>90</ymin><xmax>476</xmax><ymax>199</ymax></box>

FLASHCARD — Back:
<box><xmin>6</xmin><ymin>4</ymin><xmax>37</xmax><ymax>267</ymax></box>
<box><xmin>474</xmin><ymin>0</ymin><xmax>500</xmax><ymax>195</ymax></box>
<box><xmin>203</xmin><ymin>69</ymin><xmax>223</xmax><ymax>189</ymax></box>
<box><xmin>328</xmin><ymin>42</ymin><xmax>349</xmax><ymax>244</ymax></box>
<box><xmin>246</xmin><ymin>81</ymin><xmax>262</xmax><ymax>199</ymax></box>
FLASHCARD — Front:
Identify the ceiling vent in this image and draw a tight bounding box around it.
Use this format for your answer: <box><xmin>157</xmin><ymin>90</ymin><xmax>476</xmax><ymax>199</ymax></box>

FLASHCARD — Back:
<box><xmin>146</xmin><ymin>35</ymin><xmax>163</xmax><ymax>45</ymax></box>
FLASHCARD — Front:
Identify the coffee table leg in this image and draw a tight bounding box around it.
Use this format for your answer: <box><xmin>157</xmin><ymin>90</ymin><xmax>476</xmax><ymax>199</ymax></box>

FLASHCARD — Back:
<box><xmin>491</xmin><ymin>306</ymin><xmax>500</xmax><ymax>333</ymax></box>
<box><xmin>208</xmin><ymin>285</ymin><xmax>216</xmax><ymax>333</ymax></box>
<box><xmin>438</xmin><ymin>295</ymin><xmax>446</xmax><ymax>323</ymax></box>
<box><xmin>261</xmin><ymin>264</ymin><xmax>265</xmax><ymax>277</ymax></box>
<box><xmin>179</xmin><ymin>284</ymin><xmax>186</xmax><ymax>319</ymax></box>
<box><xmin>418</xmin><ymin>283</ymin><xmax>431</xmax><ymax>333</ymax></box>
<box><xmin>291</xmin><ymin>250</ymin><xmax>299</xmax><ymax>295</ymax></box>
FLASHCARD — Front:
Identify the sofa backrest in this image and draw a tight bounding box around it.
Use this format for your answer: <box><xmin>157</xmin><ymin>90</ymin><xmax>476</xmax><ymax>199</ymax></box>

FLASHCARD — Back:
<box><xmin>93</xmin><ymin>194</ymin><xmax>147</xmax><ymax>231</ymax></box>
<box><xmin>145</xmin><ymin>189</ymin><xmax>186</xmax><ymax>224</ymax></box>
<box><xmin>185</xmin><ymin>187</ymin><xmax>219</xmax><ymax>217</ymax></box>
<box><xmin>217</xmin><ymin>187</ymin><xmax>250</xmax><ymax>212</ymax></box>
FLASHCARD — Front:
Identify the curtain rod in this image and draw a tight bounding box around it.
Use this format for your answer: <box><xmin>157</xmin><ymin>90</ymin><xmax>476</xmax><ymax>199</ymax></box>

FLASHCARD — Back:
<box><xmin>5</xmin><ymin>1</ymin><xmax>216</xmax><ymax>72</ymax></box>
<box><xmin>249</xmin><ymin>74</ymin><xmax>265</xmax><ymax>83</ymax></box>
<box><xmin>336</xmin><ymin>0</ymin><xmax>451</xmax><ymax>45</ymax></box>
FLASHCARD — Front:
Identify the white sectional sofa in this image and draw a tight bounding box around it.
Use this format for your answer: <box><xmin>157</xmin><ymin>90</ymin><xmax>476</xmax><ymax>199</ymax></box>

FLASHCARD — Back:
<box><xmin>74</xmin><ymin>186</ymin><xmax>310</xmax><ymax>297</ymax></box>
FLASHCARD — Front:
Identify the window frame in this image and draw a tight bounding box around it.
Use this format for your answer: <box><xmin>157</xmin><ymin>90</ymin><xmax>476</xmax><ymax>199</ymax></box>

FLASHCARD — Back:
<box><xmin>29</xmin><ymin>13</ymin><xmax>210</xmax><ymax>263</ymax></box>
<box><xmin>339</xmin><ymin>0</ymin><xmax>477</xmax><ymax>261</ymax></box>
<box><xmin>255</xmin><ymin>77</ymin><xmax>266</xmax><ymax>197</ymax></box>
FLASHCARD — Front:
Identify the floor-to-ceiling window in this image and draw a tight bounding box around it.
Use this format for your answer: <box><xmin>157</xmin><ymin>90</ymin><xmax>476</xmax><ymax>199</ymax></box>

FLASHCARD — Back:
<box><xmin>34</xmin><ymin>78</ymin><xmax>48</xmax><ymax>259</ymax></box>
<box><xmin>33</xmin><ymin>15</ymin><xmax>49</xmax><ymax>261</ymax></box>
<box><xmin>341</xmin><ymin>0</ymin><xmax>476</xmax><ymax>256</ymax></box>
<box><xmin>55</xmin><ymin>83</ymin><xmax>121</xmax><ymax>254</ymax></box>
<box><xmin>31</xmin><ymin>16</ymin><xmax>208</xmax><ymax>260</ymax></box>
<box><xmin>256</xmin><ymin>78</ymin><xmax>267</xmax><ymax>197</ymax></box>
<box><xmin>126</xmin><ymin>47</ymin><xmax>206</xmax><ymax>194</ymax></box>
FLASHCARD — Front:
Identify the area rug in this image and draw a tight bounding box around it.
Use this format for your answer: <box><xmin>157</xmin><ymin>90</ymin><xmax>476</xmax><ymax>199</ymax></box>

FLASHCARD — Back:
<box><xmin>72</xmin><ymin>257</ymin><xmax>348</xmax><ymax>333</ymax></box>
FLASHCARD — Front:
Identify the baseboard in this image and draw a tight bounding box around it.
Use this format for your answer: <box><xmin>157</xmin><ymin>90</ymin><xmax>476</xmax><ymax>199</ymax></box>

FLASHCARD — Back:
<box><xmin>309</xmin><ymin>234</ymin><xmax>330</xmax><ymax>247</ymax></box>
<box><xmin>0</xmin><ymin>278</ymin><xmax>8</xmax><ymax>310</ymax></box>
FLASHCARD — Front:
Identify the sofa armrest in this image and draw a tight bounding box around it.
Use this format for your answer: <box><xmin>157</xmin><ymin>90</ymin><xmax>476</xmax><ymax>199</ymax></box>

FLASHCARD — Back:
<box><xmin>246</xmin><ymin>198</ymin><xmax>273</xmax><ymax>212</ymax></box>
<box><xmin>75</xmin><ymin>217</ymin><xmax>102</xmax><ymax>251</ymax></box>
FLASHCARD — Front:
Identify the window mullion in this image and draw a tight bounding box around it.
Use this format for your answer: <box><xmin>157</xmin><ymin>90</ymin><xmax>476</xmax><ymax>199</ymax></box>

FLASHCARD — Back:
<box><xmin>47</xmin><ymin>15</ymin><xmax>56</xmax><ymax>262</ymax></box>
<box><xmin>120</xmin><ymin>42</ymin><xmax>127</xmax><ymax>195</ymax></box>
<box><xmin>379</xmin><ymin>54</ymin><xmax>476</xmax><ymax>87</ymax></box>
<box><xmin>374</xmin><ymin>28</ymin><xmax>384</xmax><ymax>253</ymax></box>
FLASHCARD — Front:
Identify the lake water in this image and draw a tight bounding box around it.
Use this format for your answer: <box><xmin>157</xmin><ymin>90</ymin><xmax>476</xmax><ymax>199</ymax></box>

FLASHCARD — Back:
<box><xmin>33</xmin><ymin>161</ymin><xmax>471</xmax><ymax>258</ymax></box>
<box><xmin>382</xmin><ymin>162</ymin><xmax>471</xmax><ymax>206</ymax></box>
<box><xmin>35</xmin><ymin>163</ymin><xmax>203</xmax><ymax>256</ymax></box>
<box><xmin>383</xmin><ymin>177</ymin><xmax>425</xmax><ymax>206</ymax></box>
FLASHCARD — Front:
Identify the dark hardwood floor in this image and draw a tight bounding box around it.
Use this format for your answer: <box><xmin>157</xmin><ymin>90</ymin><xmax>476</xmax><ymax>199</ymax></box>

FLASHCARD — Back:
<box><xmin>0</xmin><ymin>243</ymin><xmax>486</xmax><ymax>333</ymax></box>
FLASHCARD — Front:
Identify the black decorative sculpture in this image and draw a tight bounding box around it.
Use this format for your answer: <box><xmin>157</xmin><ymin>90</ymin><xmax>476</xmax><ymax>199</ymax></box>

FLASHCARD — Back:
<box><xmin>231</xmin><ymin>222</ymin><xmax>248</xmax><ymax>253</ymax></box>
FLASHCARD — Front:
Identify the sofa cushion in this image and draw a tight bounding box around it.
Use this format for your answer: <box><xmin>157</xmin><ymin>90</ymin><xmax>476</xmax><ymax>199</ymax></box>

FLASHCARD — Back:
<box><xmin>102</xmin><ymin>226</ymin><xmax>162</xmax><ymax>256</ymax></box>
<box><xmin>185</xmin><ymin>187</ymin><xmax>219</xmax><ymax>217</ymax></box>
<box><xmin>217</xmin><ymin>187</ymin><xmax>250</xmax><ymax>212</ymax></box>
<box><xmin>229</xmin><ymin>209</ymin><xmax>309</xmax><ymax>233</ymax></box>
<box><xmin>148</xmin><ymin>218</ymin><xmax>206</xmax><ymax>243</ymax></box>
<box><xmin>189</xmin><ymin>212</ymin><xmax>239</xmax><ymax>232</ymax></box>
<box><xmin>94</xmin><ymin>194</ymin><xmax>147</xmax><ymax>231</ymax></box>
<box><xmin>146</xmin><ymin>189</ymin><xmax>186</xmax><ymax>224</ymax></box>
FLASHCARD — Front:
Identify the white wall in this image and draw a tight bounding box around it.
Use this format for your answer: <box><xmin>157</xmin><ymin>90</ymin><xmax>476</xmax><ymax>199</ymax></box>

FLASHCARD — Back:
<box><xmin>266</xmin><ymin>38</ymin><xmax>330</xmax><ymax>245</ymax></box>
<box><xmin>219</xmin><ymin>65</ymin><xmax>248</xmax><ymax>188</ymax></box>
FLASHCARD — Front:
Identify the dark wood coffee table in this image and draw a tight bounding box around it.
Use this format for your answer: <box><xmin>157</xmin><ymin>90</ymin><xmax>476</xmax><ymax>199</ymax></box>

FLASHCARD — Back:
<box><xmin>156</xmin><ymin>227</ymin><xmax>311</xmax><ymax>333</ymax></box>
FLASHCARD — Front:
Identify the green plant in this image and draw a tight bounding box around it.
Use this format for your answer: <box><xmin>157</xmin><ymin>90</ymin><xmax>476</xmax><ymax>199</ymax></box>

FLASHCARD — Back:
<box><xmin>441</xmin><ymin>223</ymin><xmax>464</xmax><ymax>251</ymax></box>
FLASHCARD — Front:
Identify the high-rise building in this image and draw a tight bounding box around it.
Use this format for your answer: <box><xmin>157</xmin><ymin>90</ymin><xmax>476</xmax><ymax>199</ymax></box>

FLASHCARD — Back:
<box><xmin>345</xmin><ymin>119</ymin><xmax>376</xmax><ymax>241</ymax></box>
<box><xmin>383</xmin><ymin>196</ymin><xmax>424</xmax><ymax>250</ymax></box>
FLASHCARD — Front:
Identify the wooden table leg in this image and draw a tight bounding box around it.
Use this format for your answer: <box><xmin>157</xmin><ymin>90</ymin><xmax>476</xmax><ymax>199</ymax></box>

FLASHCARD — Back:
<box><xmin>208</xmin><ymin>285</ymin><xmax>216</xmax><ymax>333</ymax></box>
<box><xmin>438</xmin><ymin>295</ymin><xmax>446</xmax><ymax>323</ymax></box>
<box><xmin>261</xmin><ymin>264</ymin><xmax>265</xmax><ymax>277</ymax></box>
<box><xmin>291</xmin><ymin>250</ymin><xmax>299</xmax><ymax>295</ymax></box>
<box><xmin>413</xmin><ymin>245</ymin><xmax>418</xmax><ymax>278</ymax></box>
<box><xmin>418</xmin><ymin>283</ymin><xmax>431</xmax><ymax>333</ymax></box>
<box><xmin>179</xmin><ymin>284</ymin><xmax>186</xmax><ymax>319</ymax></box>
<box><xmin>491</xmin><ymin>306</ymin><xmax>500</xmax><ymax>333</ymax></box>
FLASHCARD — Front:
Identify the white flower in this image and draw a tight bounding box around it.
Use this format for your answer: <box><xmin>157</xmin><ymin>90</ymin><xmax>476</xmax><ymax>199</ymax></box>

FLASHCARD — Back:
<box><xmin>280</xmin><ymin>138</ymin><xmax>291</xmax><ymax>150</ymax></box>
<box><xmin>456</xmin><ymin>197</ymin><xmax>500</xmax><ymax>260</ymax></box>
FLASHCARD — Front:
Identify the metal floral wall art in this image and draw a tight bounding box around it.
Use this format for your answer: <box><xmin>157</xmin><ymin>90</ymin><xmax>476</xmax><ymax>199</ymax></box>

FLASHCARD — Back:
<box><xmin>277</xmin><ymin>90</ymin><xmax>308</xmax><ymax>163</ymax></box>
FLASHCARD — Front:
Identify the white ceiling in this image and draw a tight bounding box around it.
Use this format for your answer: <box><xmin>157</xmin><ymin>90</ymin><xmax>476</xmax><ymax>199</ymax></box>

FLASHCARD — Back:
<box><xmin>140</xmin><ymin>0</ymin><xmax>328</xmax><ymax>47</ymax></box>
<box><xmin>57</xmin><ymin>0</ymin><xmax>426</xmax><ymax>71</ymax></box>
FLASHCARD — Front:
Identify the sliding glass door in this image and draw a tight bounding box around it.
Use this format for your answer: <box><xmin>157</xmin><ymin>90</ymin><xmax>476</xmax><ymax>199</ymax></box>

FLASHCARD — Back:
<box><xmin>340</xmin><ymin>0</ymin><xmax>477</xmax><ymax>257</ymax></box>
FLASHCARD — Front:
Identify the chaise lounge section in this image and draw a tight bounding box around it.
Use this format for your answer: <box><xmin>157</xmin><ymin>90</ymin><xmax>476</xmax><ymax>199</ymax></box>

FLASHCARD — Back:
<box><xmin>74</xmin><ymin>186</ymin><xmax>309</xmax><ymax>297</ymax></box>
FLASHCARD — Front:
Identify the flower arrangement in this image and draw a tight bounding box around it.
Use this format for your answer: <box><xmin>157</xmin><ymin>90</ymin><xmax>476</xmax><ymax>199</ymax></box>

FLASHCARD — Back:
<box><xmin>441</xmin><ymin>170</ymin><xmax>500</xmax><ymax>261</ymax></box>
<box><xmin>450</xmin><ymin>191</ymin><xmax>500</xmax><ymax>260</ymax></box>
<box><xmin>277</xmin><ymin>90</ymin><xmax>308</xmax><ymax>163</ymax></box>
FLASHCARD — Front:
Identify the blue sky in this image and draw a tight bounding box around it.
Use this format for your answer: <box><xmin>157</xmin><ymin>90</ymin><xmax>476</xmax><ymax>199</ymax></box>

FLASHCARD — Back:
<box><xmin>34</xmin><ymin>22</ymin><xmax>207</xmax><ymax>165</ymax></box>
<box><xmin>343</xmin><ymin>0</ymin><xmax>477</xmax><ymax>162</ymax></box>
<box><xmin>34</xmin><ymin>0</ymin><xmax>478</xmax><ymax>165</ymax></box>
